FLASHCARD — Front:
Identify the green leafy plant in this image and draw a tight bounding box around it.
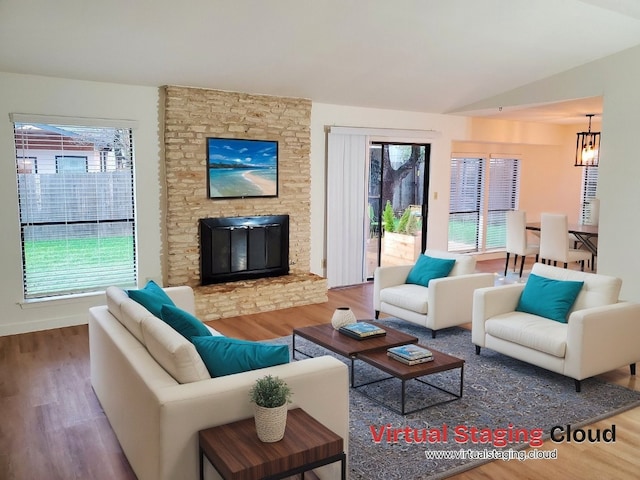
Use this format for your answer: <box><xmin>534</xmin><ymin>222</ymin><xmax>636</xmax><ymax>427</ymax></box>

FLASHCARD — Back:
<box><xmin>396</xmin><ymin>207</ymin><xmax>411</xmax><ymax>234</ymax></box>
<box><xmin>405</xmin><ymin>212</ymin><xmax>420</xmax><ymax>235</ymax></box>
<box><xmin>382</xmin><ymin>200</ymin><xmax>397</xmax><ymax>233</ymax></box>
<box><xmin>249</xmin><ymin>375</ymin><xmax>293</xmax><ymax>408</ymax></box>
<box><xmin>396</xmin><ymin>207</ymin><xmax>421</xmax><ymax>235</ymax></box>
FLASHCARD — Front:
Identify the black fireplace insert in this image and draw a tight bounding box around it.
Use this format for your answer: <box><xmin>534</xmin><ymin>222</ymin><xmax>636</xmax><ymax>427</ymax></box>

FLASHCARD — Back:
<box><xmin>199</xmin><ymin>215</ymin><xmax>289</xmax><ymax>285</ymax></box>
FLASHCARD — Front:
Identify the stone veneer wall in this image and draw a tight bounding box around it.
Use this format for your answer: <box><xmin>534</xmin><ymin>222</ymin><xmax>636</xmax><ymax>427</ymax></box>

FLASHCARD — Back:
<box><xmin>163</xmin><ymin>86</ymin><xmax>327</xmax><ymax>321</ymax></box>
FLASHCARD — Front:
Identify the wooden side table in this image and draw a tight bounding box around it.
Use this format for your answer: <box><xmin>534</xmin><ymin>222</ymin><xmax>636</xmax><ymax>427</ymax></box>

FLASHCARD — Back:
<box><xmin>199</xmin><ymin>408</ymin><xmax>346</xmax><ymax>480</ymax></box>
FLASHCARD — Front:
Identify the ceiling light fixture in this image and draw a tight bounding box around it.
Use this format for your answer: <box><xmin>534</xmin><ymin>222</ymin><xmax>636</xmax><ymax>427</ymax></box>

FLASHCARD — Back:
<box><xmin>575</xmin><ymin>114</ymin><xmax>600</xmax><ymax>167</ymax></box>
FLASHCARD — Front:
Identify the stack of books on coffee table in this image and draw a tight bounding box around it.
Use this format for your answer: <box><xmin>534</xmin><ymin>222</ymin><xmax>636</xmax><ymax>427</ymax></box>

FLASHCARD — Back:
<box><xmin>338</xmin><ymin>322</ymin><xmax>386</xmax><ymax>340</ymax></box>
<box><xmin>387</xmin><ymin>344</ymin><xmax>434</xmax><ymax>365</ymax></box>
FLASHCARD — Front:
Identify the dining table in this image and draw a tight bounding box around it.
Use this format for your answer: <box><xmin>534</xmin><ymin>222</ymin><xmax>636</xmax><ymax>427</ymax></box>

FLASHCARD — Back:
<box><xmin>526</xmin><ymin>222</ymin><xmax>599</xmax><ymax>256</ymax></box>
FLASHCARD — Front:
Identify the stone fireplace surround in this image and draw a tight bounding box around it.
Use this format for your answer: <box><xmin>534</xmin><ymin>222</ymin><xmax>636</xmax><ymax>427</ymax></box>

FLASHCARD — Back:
<box><xmin>162</xmin><ymin>86</ymin><xmax>327</xmax><ymax>322</ymax></box>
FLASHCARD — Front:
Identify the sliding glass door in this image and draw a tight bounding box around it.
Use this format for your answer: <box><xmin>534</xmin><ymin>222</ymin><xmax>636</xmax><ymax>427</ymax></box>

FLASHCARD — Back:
<box><xmin>366</xmin><ymin>142</ymin><xmax>430</xmax><ymax>278</ymax></box>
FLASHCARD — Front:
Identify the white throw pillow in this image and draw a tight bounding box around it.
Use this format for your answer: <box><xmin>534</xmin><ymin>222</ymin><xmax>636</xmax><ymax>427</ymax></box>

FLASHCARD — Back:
<box><xmin>105</xmin><ymin>286</ymin><xmax>129</xmax><ymax>321</ymax></box>
<box><xmin>140</xmin><ymin>315</ymin><xmax>211</xmax><ymax>384</ymax></box>
<box><xmin>118</xmin><ymin>298</ymin><xmax>153</xmax><ymax>344</ymax></box>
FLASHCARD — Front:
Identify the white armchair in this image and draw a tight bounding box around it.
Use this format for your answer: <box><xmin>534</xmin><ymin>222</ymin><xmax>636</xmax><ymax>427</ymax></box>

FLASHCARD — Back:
<box><xmin>472</xmin><ymin>263</ymin><xmax>640</xmax><ymax>391</ymax></box>
<box><xmin>373</xmin><ymin>249</ymin><xmax>495</xmax><ymax>338</ymax></box>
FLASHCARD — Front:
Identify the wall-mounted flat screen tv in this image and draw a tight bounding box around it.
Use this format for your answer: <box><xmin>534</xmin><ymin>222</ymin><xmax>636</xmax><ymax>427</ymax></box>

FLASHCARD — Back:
<box><xmin>206</xmin><ymin>137</ymin><xmax>278</xmax><ymax>199</ymax></box>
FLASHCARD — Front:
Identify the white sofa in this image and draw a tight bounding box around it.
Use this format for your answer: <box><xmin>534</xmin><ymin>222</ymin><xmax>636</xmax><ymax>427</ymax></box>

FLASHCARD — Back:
<box><xmin>472</xmin><ymin>263</ymin><xmax>640</xmax><ymax>391</ymax></box>
<box><xmin>89</xmin><ymin>285</ymin><xmax>349</xmax><ymax>480</ymax></box>
<box><xmin>373</xmin><ymin>249</ymin><xmax>495</xmax><ymax>337</ymax></box>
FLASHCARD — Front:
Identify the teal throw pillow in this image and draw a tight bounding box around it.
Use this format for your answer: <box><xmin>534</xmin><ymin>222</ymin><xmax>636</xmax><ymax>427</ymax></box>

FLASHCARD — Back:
<box><xmin>127</xmin><ymin>280</ymin><xmax>176</xmax><ymax>317</ymax></box>
<box><xmin>192</xmin><ymin>336</ymin><xmax>290</xmax><ymax>377</ymax></box>
<box><xmin>160</xmin><ymin>304</ymin><xmax>212</xmax><ymax>342</ymax></box>
<box><xmin>406</xmin><ymin>254</ymin><xmax>456</xmax><ymax>287</ymax></box>
<box><xmin>516</xmin><ymin>273</ymin><xmax>584</xmax><ymax>323</ymax></box>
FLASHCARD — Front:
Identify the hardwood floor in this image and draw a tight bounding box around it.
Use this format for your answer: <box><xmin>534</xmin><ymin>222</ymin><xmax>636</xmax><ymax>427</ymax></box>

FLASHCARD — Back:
<box><xmin>0</xmin><ymin>324</ymin><xmax>137</xmax><ymax>480</ymax></box>
<box><xmin>0</xmin><ymin>258</ymin><xmax>637</xmax><ymax>479</ymax></box>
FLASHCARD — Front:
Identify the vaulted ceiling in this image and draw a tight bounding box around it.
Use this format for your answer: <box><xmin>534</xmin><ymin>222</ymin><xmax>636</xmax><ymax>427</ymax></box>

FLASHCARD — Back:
<box><xmin>2</xmin><ymin>0</ymin><xmax>640</xmax><ymax>123</ymax></box>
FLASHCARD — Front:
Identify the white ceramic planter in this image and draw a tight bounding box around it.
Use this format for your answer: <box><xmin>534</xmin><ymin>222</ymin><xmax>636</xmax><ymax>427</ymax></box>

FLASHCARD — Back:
<box><xmin>331</xmin><ymin>307</ymin><xmax>357</xmax><ymax>329</ymax></box>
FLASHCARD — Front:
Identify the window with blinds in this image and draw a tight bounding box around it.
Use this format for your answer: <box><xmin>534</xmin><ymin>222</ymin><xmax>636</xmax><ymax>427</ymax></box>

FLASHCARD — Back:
<box><xmin>580</xmin><ymin>166</ymin><xmax>598</xmax><ymax>223</ymax></box>
<box><xmin>13</xmin><ymin>120</ymin><xmax>137</xmax><ymax>299</ymax></box>
<box><xmin>449</xmin><ymin>158</ymin><xmax>484</xmax><ymax>252</ymax></box>
<box><xmin>486</xmin><ymin>158</ymin><xmax>520</xmax><ymax>249</ymax></box>
<box><xmin>448</xmin><ymin>156</ymin><xmax>520</xmax><ymax>252</ymax></box>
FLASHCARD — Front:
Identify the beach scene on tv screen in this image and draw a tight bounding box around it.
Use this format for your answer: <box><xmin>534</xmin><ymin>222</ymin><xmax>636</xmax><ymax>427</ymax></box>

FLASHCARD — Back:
<box><xmin>207</xmin><ymin>138</ymin><xmax>278</xmax><ymax>198</ymax></box>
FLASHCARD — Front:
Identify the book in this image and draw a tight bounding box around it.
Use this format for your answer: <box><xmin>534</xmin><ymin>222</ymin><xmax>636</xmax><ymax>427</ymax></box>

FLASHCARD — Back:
<box><xmin>387</xmin><ymin>351</ymin><xmax>435</xmax><ymax>365</ymax></box>
<box><xmin>387</xmin><ymin>344</ymin><xmax>433</xmax><ymax>361</ymax></box>
<box><xmin>338</xmin><ymin>322</ymin><xmax>386</xmax><ymax>339</ymax></box>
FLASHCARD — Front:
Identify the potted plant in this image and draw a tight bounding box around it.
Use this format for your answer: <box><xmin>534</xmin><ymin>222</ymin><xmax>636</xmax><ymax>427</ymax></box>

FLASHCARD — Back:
<box><xmin>249</xmin><ymin>375</ymin><xmax>293</xmax><ymax>442</ymax></box>
<box><xmin>382</xmin><ymin>200</ymin><xmax>398</xmax><ymax>234</ymax></box>
<box><xmin>383</xmin><ymin>204</ymin><xmax>422</xmax><ymax>262</ymax></box>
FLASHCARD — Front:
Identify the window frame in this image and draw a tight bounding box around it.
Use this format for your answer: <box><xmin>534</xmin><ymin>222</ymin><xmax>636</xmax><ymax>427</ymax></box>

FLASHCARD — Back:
<box><xmin>448</xmin><ymin>155</ymin><xmax>521</xmax><ymax>253</ymax></box>
<box><xmin>11</xmin><ymin>114</ymin><xmax>138</xmax><ymax>300</ymax></box>
<box><xmin>55</xmin><ymin>155</ymin><xmax>89</xmax><ymax>173</ymax></box>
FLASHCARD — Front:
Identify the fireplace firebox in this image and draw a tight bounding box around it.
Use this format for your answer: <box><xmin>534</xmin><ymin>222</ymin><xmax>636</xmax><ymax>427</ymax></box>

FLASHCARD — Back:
<box><xmin>199</xmin><ymin>215</ymin><xmax>289</xmax><ymax>285</ymax></box>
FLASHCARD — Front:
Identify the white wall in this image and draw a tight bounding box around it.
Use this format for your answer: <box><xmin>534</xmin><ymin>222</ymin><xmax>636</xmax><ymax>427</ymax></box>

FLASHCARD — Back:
<box><xmin>4</xmin><ymin>43</ymin><xmax>638</xmax><ymax>335</ymax></box>
<box><xmin>455</xmin><ymin>119</ymin><xmax>594</xmax><ymax>225</ymax></box>
<box><xmin>0</xmin><ymin>72</ymin><xmax>162</xmax><ymax>335</ymax></box>
<box><xmin>309</xmin><ymin>102</ymin><xmax>589</xmax><ymax>278</ymax></box>
<box><xmin>309</xmin><ymin>103</ymin><xmax>469</xmax><ymax>276</ymax></box>
<box><xmin>452</xmin><ymin>44</ymin><xmax>640</xmax><ymax>301</ymax></box>
<box><xmin>596</xmin><ymin>46</ymin><xmax>640</xmax><ymax>301</ymax></box>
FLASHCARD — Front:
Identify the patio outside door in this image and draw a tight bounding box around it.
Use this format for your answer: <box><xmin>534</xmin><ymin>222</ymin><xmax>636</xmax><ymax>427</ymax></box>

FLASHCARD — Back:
<box><xmin>366</xmin><ymin>142</ymin><xmax>430</xmax><ymax>279</ymax></box>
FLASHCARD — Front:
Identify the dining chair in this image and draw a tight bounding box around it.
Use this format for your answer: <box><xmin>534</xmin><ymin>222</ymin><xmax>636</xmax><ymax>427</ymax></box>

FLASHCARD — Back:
<box><xmin>571</xmin><ymin>234</ymin><xmax>597</xmax><ymax>271</ymax></box>
<box><xmin>504</xmin><ymin>210</ymin><xmax>539</xmax><ymax>277</ymax></box>
<box><xmin>539</xmin><ymin>213</ymin><xmax>591</xmax><ymax>271</ymax></box>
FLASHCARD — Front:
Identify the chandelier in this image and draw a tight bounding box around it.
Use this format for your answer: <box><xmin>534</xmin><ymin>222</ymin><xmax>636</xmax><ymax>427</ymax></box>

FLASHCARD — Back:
<box><xmin>575</xmin><ymin>114</ymin><xmax>600</xmax><ymax>167</ymax></box>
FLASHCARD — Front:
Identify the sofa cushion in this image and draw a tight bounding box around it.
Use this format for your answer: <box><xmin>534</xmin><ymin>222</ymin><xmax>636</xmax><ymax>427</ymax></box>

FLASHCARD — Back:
<box><xmin>106</xmin><ymin>286</ymin><xmax>150</xmax><ymax>342</ymax></box>
<box><xmin>192</xmin><ymin>336</ymin><xmax>290</xmax><ymax>377</ymax></box>
<box><xmin>118</xmin><ymin>298</ymin><xmax>155</xmax><ymax>344</ymax></box>
<box><xmin>486</xmin><ymin>313</ymin><xmax>568</xmax><ymax>357</ymax></box>
<box><xmin>406</xmin><ymin>254</ymin><xmax>455</xmax><ymax>287</ymax></box>
<box><xmin>530</xmin><ymin>263</ymin><xmax>621</xmax><ymax>314</ymax></box>
<box><xmin>379</xmin><ymin>284</ymin><xmax>429</xmax><ymax>314</ymax></box>
<box><xmin>160</xmin><ymin>304</ymin><xmax>212</xmax><ymax>341</ymax></box>
<box><xmin>140</xmin><ymin>315</ymin><xmax>211</xmax><ymax>383</ymax></box>
<box><xmin>423</xmin><ymin>249</ymin><xmax>476</xmax><ymax>276</ymax></box>
<box><xmin>106</xmin><ymin>286</ymin><xmax>130</xmax><ymax>322</ymax></box>
<box><xmin>128</xmin><ymin>280</ymin><xmax>176</xmax><ymax>318</ymax></box>
<box><xmin>516</xmin><ymin>273</ymin><xmax>583</xmax><ymax>323</ymax></box>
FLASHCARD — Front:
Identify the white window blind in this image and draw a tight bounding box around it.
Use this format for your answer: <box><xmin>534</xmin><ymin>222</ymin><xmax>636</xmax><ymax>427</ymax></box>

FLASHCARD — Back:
<box><xmin>580</xmin><ymin>166</ymin><xmax>598</xmax><ymax>223</ymax></box>
<box><xmin>13</xmin><ymin>120</ymin><xmax>137</xmax><ymax>299</ymax></box>
<box><xmin>326</xmin><ymin>133</ymin><xmax>368</xmax><ymax>288</ymax></box>
<box><xmin>449</xmin><ymin>158</ymin><xmax>484</xmax><ymax>252</ymax></box>
<box><xmin>448</xmin><ymin>156</ymin><xmax>520</xmax><ymax>253</ymax></box>
<box><xmin>485</xmin><ymin>158</ymin><xmax>520</xmax><ymax>250</ymax></box>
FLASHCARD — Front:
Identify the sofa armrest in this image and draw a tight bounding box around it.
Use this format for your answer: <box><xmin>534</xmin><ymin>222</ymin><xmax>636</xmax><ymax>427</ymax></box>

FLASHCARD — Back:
<box><xmin>564</xmin><ymin>301</ymin><xmax>640</xmax><ymax>380</ymax></box>
<box><xmin>373</xmin><ymin>264</ymin><xmax>413</xmax><ymax>309</ymax></box>
<box><xmin>158</xmin><ymin>356</ymin><xmax>349</xmax><ymax>480</ymax></box>
<box><xmin>164</xmin><ymin>286</ymin><xmax>196</xmax><ymax>314</ymax></box>
<box><xmin>427</xmin><ymin>273</ymin><xmax>495</xmax><ymax>330</ymax></box>
<box><xmin>471</xmin><ymin>283</ymin><xmax>525</xmax><ymax>346</ymax></box>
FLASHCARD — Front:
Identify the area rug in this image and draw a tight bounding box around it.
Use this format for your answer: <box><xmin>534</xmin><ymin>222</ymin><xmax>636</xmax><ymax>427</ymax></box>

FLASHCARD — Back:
<box><xmin>267</xmin><ymin>319</ymin><xmax>640</xmax><ymax>479</ymax></box>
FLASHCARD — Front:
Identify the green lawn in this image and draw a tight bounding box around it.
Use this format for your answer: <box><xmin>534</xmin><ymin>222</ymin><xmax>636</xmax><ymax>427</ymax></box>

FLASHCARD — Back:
<box><xmin>448</xmin><ymin>221</ymin><xmax>506</xmax><ymax>251</ymax></box>
<box><xmin>23</xmin><ymin>236</ymin><xmax>136</xmax><ymax>296</ymax></box>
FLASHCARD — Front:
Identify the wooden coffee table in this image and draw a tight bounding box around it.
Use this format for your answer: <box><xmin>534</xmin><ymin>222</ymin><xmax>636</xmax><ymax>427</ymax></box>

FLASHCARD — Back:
<box><xmin>292</xmin><ymin>321</ymin><xmax>419</xmax><ymax>386</ymax></box>
<box><xmin>199</xmin><ymin>408</ymin><xmax>345</xmax><ymax>480</ymax></box>
<box><xmin>356</xmin><ymin>345</ymin><xmax>464</xmax><ymax>415</ymax></box>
